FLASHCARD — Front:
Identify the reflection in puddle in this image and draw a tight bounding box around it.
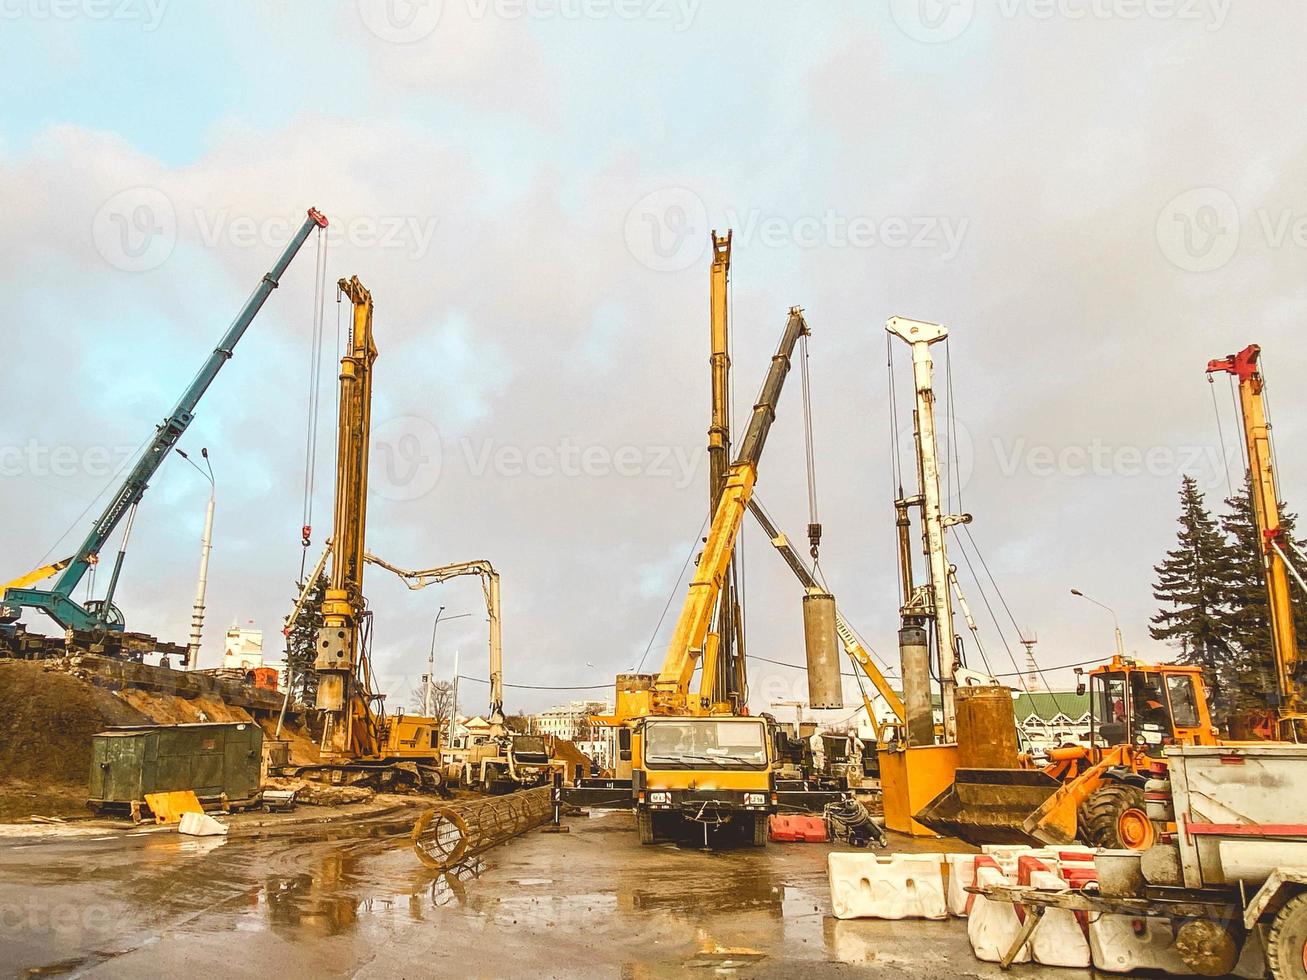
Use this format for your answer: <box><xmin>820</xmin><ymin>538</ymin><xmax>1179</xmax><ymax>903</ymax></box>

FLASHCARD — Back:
<box><xmin>256</xmin><ymin>849</ymin><xmax>489</xmax><ymax>936</ymax></box>
<box><xmin>430</xmin><ymin>857</ymin><xmax>486</xmax><ymax>908</ymax></box>
<box><xmin>823</xmin><ymin>916</ymin><xmax>878</xmax><ymax>965</ymax></box>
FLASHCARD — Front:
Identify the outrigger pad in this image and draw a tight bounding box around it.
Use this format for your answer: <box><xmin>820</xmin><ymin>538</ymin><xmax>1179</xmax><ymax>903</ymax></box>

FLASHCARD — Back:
<box><xmin>914</xmin><ymin>768</ymin><xmax>1064</xmax><ymax>847</ymax></box>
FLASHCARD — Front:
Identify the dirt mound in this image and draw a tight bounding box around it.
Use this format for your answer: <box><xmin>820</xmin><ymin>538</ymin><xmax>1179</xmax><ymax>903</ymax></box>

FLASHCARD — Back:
<box><xmin>0</xmin><ymin>660</ymin><xmax>152</xmax><ymax>819</ymax></box>
<box><xmin>0</xmin><ymin>660</ymin><xmax>149</xmax><ymax>785</ymax></box>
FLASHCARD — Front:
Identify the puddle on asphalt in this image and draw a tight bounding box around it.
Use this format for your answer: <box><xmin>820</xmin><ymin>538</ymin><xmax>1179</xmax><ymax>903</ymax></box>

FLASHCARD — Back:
<box><xmin>249</xmin><ymin>849</ymin><xmax>490</xmax><ymax>937</ymax></box>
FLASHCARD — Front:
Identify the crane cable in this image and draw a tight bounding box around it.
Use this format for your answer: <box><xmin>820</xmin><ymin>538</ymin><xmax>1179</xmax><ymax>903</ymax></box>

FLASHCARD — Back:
<box><xmin>799</xmin><ymin>329</ymin><xmax>823</xmax><ymax>566</ymax></box>
<box><xmin>297</xmin><ymin>226</ymin><xmax>330</xmax><ymax>580</ymax></box>
<box><xmin>1207</xmin><ymin>372</ymin><xmax>1235</xmax><ymax>498</ymax></box>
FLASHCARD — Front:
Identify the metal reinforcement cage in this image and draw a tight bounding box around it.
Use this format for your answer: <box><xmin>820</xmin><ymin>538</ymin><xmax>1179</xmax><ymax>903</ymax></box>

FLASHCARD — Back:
<box><xmin>88</xmin><ymin>721</ymin><xmax>263</xmax><ymax>812</ymax></box>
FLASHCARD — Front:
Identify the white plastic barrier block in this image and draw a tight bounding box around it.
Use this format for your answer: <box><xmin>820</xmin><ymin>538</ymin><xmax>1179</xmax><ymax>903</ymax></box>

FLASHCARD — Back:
<box><xmin>945</xmin><ymin>853</ymin><xmax>978</xmax><ymax>916</ymax></box>
<box><xmin>967</xmin><ymin>865</ymin><xmax>1031</xmax><ymax>964</ymax></box>
<box><xmin>828</xmin><ymin>852</ymin><xmax>948</xmax><ymax>920</ymax></box>
<box><xmin>1026</xmin><ymin>870</ymin><xmax>1091</xmax><ymax>968</ymax></box>
<box><xmin>178</xmin><ymin>811</ymin><xmax>228</xmax><ymax>837</ymax></box>
<box><xmin>981</xmin><ymin>844</ymin><xmax>1033</xmax><ymax>860</ymax></box>
<box><xmin>1089</xmin><ymin>914</ymin><xmax>1188</xmax><ymax>974</ymax></box>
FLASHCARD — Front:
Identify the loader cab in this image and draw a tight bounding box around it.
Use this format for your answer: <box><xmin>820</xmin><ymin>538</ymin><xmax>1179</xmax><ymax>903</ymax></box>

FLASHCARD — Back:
<box><xmin>1088</xmin><ymin>659</ymin><xmax>1214</xmax><ymax>753</ymax></box>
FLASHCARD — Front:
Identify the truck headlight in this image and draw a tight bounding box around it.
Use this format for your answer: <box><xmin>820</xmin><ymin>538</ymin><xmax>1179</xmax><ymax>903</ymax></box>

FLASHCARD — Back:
<box><xmin>744</xmin><ymin>793</ymin><xmax>766</xmax><ymax>806</ymax></box>
<box><xmin>649</xmin><ymin>791</ymin><xmax>669</xmax><ymax>804</ymax></box>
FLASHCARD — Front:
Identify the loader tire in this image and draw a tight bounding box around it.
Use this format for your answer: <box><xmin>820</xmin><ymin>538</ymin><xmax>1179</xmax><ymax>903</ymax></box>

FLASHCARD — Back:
<box><xmin>750</xmin><ymin>813</ymin><xmax>769</xmax><ymax>848</ymax></box>
<box><xmin>637</xmin><ymin>809</ymin><xmax>655</xmax><ymax>845</ymax></box>
<box><xmin>1268</xmin><ymin>892</ymin><xmax>1307</xmax><ymax>980</ymax></box>
<box><xmin>1080</xmin><ymin>782</ymin><xmax>1157</xmax><ymax>850</ymax></box>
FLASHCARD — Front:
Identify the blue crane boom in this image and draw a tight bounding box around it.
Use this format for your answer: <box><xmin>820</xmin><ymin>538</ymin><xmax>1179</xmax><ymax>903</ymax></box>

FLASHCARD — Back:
<box><xmin>6</xmin><ymin>207</ymin><xmax>328</xmax><ymax>635</ymax></box>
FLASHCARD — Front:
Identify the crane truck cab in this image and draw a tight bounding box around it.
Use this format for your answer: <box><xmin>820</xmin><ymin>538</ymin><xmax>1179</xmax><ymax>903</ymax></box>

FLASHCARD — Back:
<box><xmin>632</xmin><ymin>714</ymin><xmax>775</xmax><ymax>846</ymax></box>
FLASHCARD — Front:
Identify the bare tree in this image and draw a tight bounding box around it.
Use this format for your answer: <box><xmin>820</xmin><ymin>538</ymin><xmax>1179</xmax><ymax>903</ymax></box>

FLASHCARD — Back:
<box><xmin>410</xmin><ymin>678</ymin><xmax>454</xmax><ymax>726</ymax></box>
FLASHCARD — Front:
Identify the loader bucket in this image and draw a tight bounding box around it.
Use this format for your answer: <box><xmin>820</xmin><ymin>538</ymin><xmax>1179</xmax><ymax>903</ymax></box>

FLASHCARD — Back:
<box><xmin>914</xmin><ymin>768</ymin><xmax>1074</xmax><ymax>847</ymax></box>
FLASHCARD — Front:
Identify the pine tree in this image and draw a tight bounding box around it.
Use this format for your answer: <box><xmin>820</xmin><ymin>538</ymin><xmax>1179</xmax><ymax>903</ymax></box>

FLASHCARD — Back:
<box><xmin>1150</xmin><ymin>476</ymin><xmax>1240</xmax><ymax>719</ymax></box>
<box><xmin>1217</xmin><ymin>475</ymin><xmax>1307</xmax><ymax>712</ymax></box>
<box><xmin>285</xmin><ymin>571</ymin><xmax>329</xmax><ymax>706</ymax></box>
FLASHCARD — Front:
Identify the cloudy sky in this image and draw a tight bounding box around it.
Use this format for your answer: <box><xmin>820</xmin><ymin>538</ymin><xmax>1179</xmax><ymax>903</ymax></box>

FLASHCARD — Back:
<box><xmin>3</xmin><ymin>0</ymin><xmax>1304</xmax><ymax>721</ymax></box>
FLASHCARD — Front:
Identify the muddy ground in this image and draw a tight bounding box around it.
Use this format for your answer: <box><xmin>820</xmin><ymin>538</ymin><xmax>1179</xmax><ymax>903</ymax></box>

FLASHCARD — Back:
<box><xmin>0</xmin><ymin>803</ymin><xmax>1084</xmax><ymax>979</ymax></box>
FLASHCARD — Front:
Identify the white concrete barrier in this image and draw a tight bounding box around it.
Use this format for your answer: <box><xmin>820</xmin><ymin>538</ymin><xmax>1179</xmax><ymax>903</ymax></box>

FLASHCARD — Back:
<box><xmin>828</xmin><ymin>852</ymin><xmax>948</xmax><ymax>920</ymax></box>
<box><xmin>967</xmin><ymin>864</ymin><xmax>1031</xmax><ymax>963</ymax></box>
<box><xmin>1026</xmin><ymin>870</ymin><xmax>1091</xmax><ymax>969</ymax></box>
<box><xmin>1089</xmin><ymin>914</ymin><xmax>1189</xmax><ymax>974</ymax></box>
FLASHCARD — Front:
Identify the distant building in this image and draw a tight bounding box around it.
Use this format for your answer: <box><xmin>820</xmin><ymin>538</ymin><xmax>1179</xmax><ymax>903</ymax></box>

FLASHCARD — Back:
<box><xmin>844</xmin><ymin>688</ymin><xmax>1090</xmax><ymax>747</ymax></box>
<box><xmin>223</xmin><ymin>625</ymin><xmax>264</xmax><ymax>670</ymax></box>
<box><xmin>529</xmin><ymin>700</ymin><xmax>610</xmax><ymax>740</ymax></box>
<box><xmin>1013</xmin><ymin>691</ymin><xmax>1091</xmax><ymax>743</ymax></box>
<box><xmin>574</xmin><ymin>731</ymin><xmax>617</xmax><ymax>773</ymax></box>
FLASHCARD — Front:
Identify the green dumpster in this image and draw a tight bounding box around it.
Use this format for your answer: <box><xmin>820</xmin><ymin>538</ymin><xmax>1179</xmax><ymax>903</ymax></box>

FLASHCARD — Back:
<box><xmin>88</xmin><ymin>722</ymin><xmax>263</xmax><ymax>814</ymax></box>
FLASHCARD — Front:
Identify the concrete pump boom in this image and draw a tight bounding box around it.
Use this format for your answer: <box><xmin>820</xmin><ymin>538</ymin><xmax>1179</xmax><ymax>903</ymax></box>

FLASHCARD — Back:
<box><xmin>5</xmin><ymin>208</ymin><xmax>328</xmax><ymax>636</ymax></box>
<box><xmin>651</xmin><ymin>307</ymin><xmax>810</xmax><ymax>716</ymax></box>
<box><xmin>362</xmin><ymin>553</ymin><xmax>505</xmax><ymax>736</ymax></box>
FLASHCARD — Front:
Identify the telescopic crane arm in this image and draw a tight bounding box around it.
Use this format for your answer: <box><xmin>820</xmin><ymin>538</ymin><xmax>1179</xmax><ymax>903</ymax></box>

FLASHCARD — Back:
<box><xmin>5</xmin><ymin>209</ymin><xmax>328</xmax><ymax>635</ymax></box>
<box><xmin>363</xmin><ymin>554</ymin><xmax>505</xmax><ymax>735</ymax></box>
<box><xmin>1207</xmin><ymin>344</ymin><xmax>1305</xmax><ymax>724</ymax></box>
<box><xmin>652</xmin><ymin>307</ymin><xmax>809</xmax><ymax>715</ymax></box>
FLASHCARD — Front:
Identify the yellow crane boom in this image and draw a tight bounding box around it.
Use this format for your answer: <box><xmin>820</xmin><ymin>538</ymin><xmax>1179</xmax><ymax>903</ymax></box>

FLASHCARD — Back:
<box><xmin>1207</xmin><ymin>344</ymin><xmax>1305</xmax><ymax>731</ymax></box>
<box><xmin>649</xmin><ymin>307</ymin><xmax>810</xmax><ymax>716</ymax></box>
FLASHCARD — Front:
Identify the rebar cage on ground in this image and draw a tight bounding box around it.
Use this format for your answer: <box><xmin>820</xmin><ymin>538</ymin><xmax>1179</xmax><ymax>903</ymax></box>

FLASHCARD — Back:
<box><xmin>411</xmin><ymin>787</ymin><xmax>553</xmax><ymax>870</ymax></box>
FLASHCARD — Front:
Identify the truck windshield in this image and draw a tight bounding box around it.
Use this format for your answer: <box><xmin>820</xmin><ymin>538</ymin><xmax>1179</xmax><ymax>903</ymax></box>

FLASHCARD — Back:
<box><xmin>512</xmin><ymin>736</ymin><xmax>549</xmax><ymax>759</ymax></box>
<box><xmin>643</xmin><ymin>720</ymin><xmax>768</xmax><ymax>770</ymax></box>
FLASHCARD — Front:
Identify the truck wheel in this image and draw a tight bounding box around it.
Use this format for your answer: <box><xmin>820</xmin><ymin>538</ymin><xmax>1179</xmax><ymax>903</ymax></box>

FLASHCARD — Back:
<box><xmin>750</xmin><ymin>813</ymin><xmax>769</xmax><ymax>848</ymax></box>
<box><xmin>637</xmin><ymin>809</ymin><xmax>655</xmax><ymax>845</ymax></box>
<box><xmin>1080</xmin><ymin>782</ymin><xmax>1157</xmax><ymax>850</ymax></box>
<box><xmin>1268</xmin><ymin>892</ymin><xmax>1307</xmax><ymax>980</ymax></box>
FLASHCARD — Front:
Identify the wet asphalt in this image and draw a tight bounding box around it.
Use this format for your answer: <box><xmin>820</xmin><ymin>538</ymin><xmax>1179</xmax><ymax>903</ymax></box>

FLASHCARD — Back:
<box><xmin>0</xmin><ymin>807</ymin><xmax>1083</xmax><ymax>978</ymax></box>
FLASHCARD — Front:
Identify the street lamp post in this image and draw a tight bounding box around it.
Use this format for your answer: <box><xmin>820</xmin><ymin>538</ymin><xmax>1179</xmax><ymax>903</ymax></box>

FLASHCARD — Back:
<box><xmin>1071</xmin><ymin>588</ymin><xmax>1125</xmax><ymax>657</ymax></box>
<box><xmin>426</xmin><ymin>608</ymin><xmax>472</xmax><ymax>717</ymax></box>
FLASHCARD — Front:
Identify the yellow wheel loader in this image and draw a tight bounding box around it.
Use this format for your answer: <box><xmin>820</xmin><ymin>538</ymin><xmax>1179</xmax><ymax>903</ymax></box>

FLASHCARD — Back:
<box><xmin>916</xmin><ymin>656</ymin><xmax>1218</xmax><ymax>849</ymax></box>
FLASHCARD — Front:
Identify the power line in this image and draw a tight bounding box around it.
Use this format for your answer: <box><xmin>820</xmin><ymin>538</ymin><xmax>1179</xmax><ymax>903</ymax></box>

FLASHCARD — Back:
<box><xmin>456</xmin><ymin>674</ymin><xmax>611</xmax><ymax>692</ymax></box>
<box><xmin>634</xmin><ymin>513</ymin><xmax>710</xmax><ymax>672</ymax></box>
